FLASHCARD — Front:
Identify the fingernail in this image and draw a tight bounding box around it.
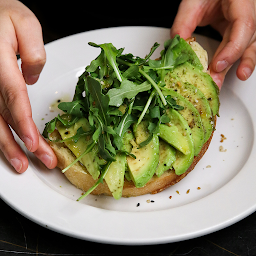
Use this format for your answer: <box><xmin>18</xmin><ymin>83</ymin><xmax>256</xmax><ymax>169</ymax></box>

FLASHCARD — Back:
<box><xmin>216</xmin><ymin>60</ymin><xmax>228</xmax><ymax>72</ymax></box>
<box><xmin>10</xmin><ymin>158</ymin><xmax>22</xmax><ymax>173</ymax></box>
<box><xmin>26</xmin><ymin>74</ymin><xmax>40</xmax><ymax>85</ymax></box>
<box><xmin>242</xmin><ymin>67</ymin><xmax>252</xmax><ymax>80</ymax></box>
<box><xmin>40</xmin><ymin>153</ymin><xmax>53</xmax><ymax>168</ymax></box>
<box><xmin>23</xmin><ymin>136</ymin><xmax>33</xmax><ymax>151</ymax></box>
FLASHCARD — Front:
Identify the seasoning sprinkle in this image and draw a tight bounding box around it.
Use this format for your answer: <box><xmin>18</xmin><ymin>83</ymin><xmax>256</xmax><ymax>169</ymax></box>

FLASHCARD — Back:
<box><xmin>169</xmin><ymin>196</ymin><xmax>172</xmax><ymax>199</ymax></box>
<box><xmin>176</xmin><ymin>190</ymin><xmax>180</xmax><ymax>195</ymax></box>
<box><xmin>136</xmin><ymin>203</ymin><xmax>140</xmax><ymax>207</ymax></box>
<box><xmin>220</xmin><ymin>134</ymin><xmax>227</xmax><ymax>143</ymax></box>
<box><xmin>219</xmin><ymin>145</ymin><xmax>227</xmax><ymax>152</ymax></box>
<box><xmin>186</xmin><ymin>189</ymin><xmax>190</xmax><ymax>194</ymax></box>
<box><xmin>197</xmin><ymin>187</ymin><xmax>201</xmax><ymax>190</ymax></box>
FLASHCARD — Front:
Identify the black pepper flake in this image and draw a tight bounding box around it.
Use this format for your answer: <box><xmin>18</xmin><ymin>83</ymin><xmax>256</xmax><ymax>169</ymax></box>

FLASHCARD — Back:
<box><xmin>57</xmin><ymin>99</ymin><xmax>61</xmax><ymax>103</ymax></box>
<box><xmin>64</xmin><ymin>131</ymin><xmax>69</xmax><ymax>135</ymax></box>
<box><xmin>151</xmin><ymin>200</ymin><xmax>155</xmax><ymax>203</ymax></box>
<box><xmin>136</xmin><ymin>203</ymin><xmax>140</xmax><ymax>207</ymax></box>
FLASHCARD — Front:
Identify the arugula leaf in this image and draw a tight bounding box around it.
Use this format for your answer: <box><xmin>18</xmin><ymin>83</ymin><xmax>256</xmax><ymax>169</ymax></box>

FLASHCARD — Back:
<box><xmin>73</xmin><ymin>71</ymin><xmax>88</xmax><ymax>101</ymax></box>
<box><xmin>58</xmin><ymin>100</ymin><xmax>87</xmax><ymax>117</ymax></box>
<box><xmin>42</xmin><ymin>118</ymin><xmax>57</xmax><ymax>138</ymax></box>
<box><xmin>97</xmin><ymin>43</ymin><xmax>123</xmax><ymax>82</ymax></box>
<box><xmin>135</xmin><ymin>42</ymin><xmax>160</xmax><ymax>65</ymax></box>
<box><xmin>107</xmin><ymin>80</ymin><xmax>151</xmax><ymax>107</ymax></box>
<box><xmin>98</xmin><ymin>135</ymin><xmax>116</xmax><ymax>162</ymax></box>
<box><xmin>87</xmin><ymin>76</ymin><xmax>110</xmax><ymax>125</ymax></box>
<box><xmin>122</xmin><ymin>65</ymin><xmax>139</xmax><ymax>80</ymax></box>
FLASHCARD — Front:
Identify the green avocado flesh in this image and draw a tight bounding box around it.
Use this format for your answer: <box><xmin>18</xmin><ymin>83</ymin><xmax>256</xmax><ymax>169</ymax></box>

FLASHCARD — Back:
<box><xmin>165</xmin><ymin>75</ymin><xmax>214</xmax><ymax>143</ymax></box>
<box><xmin>162</xmin><ymin>109</ymin><xmax>194</xmax><ymax>175</ymax></box>
<box><xmin>104</xmin><ymin>153</ymin><xmax>126</xmax><ymax>199</ymax></box>
<box><xmin>170</xmin><ymin>62</ymin><xmax>220</xmax><ymax>116</ymax></box>
<box><xmin>162</xmin><ymin>88</ymin><xmax>204</xmax><ymax>156</ymax></box>
<box><xmin>49</xmin><ymin>36</ymin><xmax>219</xmax><ymax>199</ymax></box>
<box><xmin>127</xmin><ymin>121</ymin><xmax>159</xmax><ymax>188</ymax></box>
<box><xmin>57</xmin><ymin>117</ymin><xmax>103</xmax><ymax>180</ymax></box>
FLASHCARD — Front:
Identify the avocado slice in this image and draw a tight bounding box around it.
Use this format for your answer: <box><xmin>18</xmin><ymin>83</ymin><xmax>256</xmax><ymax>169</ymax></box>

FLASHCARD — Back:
<box><xmin>165</xmin><ymin>74</ymin><xmax>214</xmax><ymax>143</ymax></box>
<box><xmin>170</xmin><ymin>62</ymin><xmax>220</xmax><ymax>116</ymax></box>
<box><xmin>104</xmin><ymin>153</ymin><xmax>126</xmax><ymax>200</ymax></box>
<box><xmin>155</xmin><ymin>140</ymin><xmax>176</xmax><ymax>177</ymax></box>
<box><xmin>162</xmin><ymin>109</ymin><xmax>194</xmax><ymax>175</ymax></box>
<box><xmin>162</xmin><ymin>88</ymin><xmax>204</xmax><ymax>156</ymax></box>
<box><xmin>159</xmin><ymin>124</ymin><xmax>190</xmax><ymax>155</ymax></box>
<box><xmin>57</xmin><ymin>117</ymin><xmax>104</xmax><ymax>180</ymax></box>
<box><xmin>127</xmin><ymin>121</ymin><xmax>159</xmax><ymax>188</ymax></box>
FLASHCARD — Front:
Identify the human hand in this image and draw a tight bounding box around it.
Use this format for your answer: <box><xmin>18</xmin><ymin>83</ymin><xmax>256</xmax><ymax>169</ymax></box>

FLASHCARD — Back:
<box><xmin>0</xmin><ymin>0</ymin><xmax>57</xmax><ymax>173</ymax></box>
<box><xmin>171</xmin><ymin>0</ymin><xmax>256</xmax><ymax>89</ymax></box>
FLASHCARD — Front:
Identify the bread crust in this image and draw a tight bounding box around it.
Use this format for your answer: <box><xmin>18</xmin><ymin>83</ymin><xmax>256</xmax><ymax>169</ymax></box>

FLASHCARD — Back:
<box><xmin>48</xmin><ymin>125</ymin><xmax>214</xmax><ymax>197</ymax></box>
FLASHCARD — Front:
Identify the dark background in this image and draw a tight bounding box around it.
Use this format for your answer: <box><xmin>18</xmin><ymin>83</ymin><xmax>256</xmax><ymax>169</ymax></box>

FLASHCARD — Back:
<box><xmin>1</xmin><ymin>1</ymin><xmax>255</xmax><ymax>255</ymax></box>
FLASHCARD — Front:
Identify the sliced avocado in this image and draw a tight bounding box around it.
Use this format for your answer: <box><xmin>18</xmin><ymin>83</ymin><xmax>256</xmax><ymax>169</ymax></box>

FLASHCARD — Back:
<box><xmin>159</xmin><ymin>124</ymin><xmax>189</xmax><ymax>155</ymax></box>
<box><xmin>127</xmin><ymin>121</ymin><xmax>159</xmax><ymax>188</ymax></box>
<box><xmin>170</xmin><ymin>62</ymin><xmax>219</xmax><ymax>116</ymax></box>
<box><xmin>165</xmin><ymin>74</ymin><xmax>214</xmax><ymax>143</ymax></box>
<box><xmin>104</xmin><ymin>153</ymin><xmax>126</xmax><ymax>200</ymax></box>
<box><xmin>172</xmin><ymin>37</ymin><xmax>204</xmax><ymax>70</ymax></box>
<box><xmin>155</xmin><ymin>140</ymin><xmax>176</xmax><ymax>177</ymax></box>
<box><xmin>162</xmin><ymin>109</ymin><xmax>194</xmax><ymax>175</ymax></box>
<box><xmin>57</xmin><ymin>117</ymin><xmax>104</xmax><ymax>180</ymax></box>
<box><xmin>162</xmin><ymin>88</ymin><xmax>204</xmax><ymax>156</ymax></box>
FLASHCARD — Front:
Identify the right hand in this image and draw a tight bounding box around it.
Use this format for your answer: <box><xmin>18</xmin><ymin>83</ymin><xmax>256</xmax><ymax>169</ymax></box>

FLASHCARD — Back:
<box><xmin>0</xmin><ymin>0</ymin><xmax>57</xmax><ymax>173</ymax></box>
<box><xmin>171</xmin><ymin>0</ymin><xmax>256</xmax><ymax>89</ymax></box>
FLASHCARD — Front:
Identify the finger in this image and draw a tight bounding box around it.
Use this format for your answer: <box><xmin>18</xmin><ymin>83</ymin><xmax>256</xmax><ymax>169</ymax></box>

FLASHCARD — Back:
<box><xmin>171</xmin><ymin>0</ymin><xmax>204</xmax><ymax>39</ymax></box>
<box><xmin>210</xmin><ymin>0</ymin><xmax>256</xmax><ymax>73</ymax></box>
<box><xmin>210</xmin><ymin>66</ymin><xmax>232</xmax><ymax>89</ymax></box>
<box><xmin>34</xmin><ymin>136</ymin><xmax>58</xmax><ymax>169</ymax></box>
<box><xmin>236</xmin><ymin>40</ymin><xmax>256</xmax><ymax>80</ymax></box>
<box><xmin>0</xmin><ymin>115</ymin><xmax>28</xmax><ymax>173</ymax></box>
<box><xmin>0</xmin><ymin>43</ymin><xmax>39</xmax><ymax>153</ymax></box>
<box><xmin>10</xmin><ymin>1</ymin><xmax>46</xmax><ymax>85</ymax></box>
<box><xmin>0</xmin><ymin>92</ymin><xmax>57</xmax><ymax>170</ymax></box>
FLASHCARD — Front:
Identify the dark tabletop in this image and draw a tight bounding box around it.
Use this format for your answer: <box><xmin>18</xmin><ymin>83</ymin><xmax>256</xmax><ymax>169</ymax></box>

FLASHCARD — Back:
<box><xmin>1</xmin><ymin>1</ymin><xmax>255</xmax><ymax>255</ymax></box>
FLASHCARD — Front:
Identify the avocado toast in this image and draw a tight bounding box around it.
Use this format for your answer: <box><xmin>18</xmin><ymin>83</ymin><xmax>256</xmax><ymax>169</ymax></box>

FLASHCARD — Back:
<box><xmin>43</xmin><ymin>35</ymin><xmax>219</xmax><ymax>200</ymax></box>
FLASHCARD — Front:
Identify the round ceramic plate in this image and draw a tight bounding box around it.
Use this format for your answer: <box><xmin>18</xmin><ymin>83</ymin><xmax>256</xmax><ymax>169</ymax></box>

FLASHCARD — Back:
<box><xmin>0</xmin><ymin>27</ymin><xmax>255</xmax><ymax>245</ymax></box>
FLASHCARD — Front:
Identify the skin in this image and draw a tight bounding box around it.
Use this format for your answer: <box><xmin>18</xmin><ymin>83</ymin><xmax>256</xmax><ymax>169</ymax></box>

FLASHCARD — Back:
<box><xmin>0</xmin><ymin>0</ymin><xmax>255</xmax><ymax>173</ymax></box>
<box><xmin>171</xmin><ymin>0</ymin><xmax>256</xmax><ymax>89</ymax></box>
<box><xmin>0</xmin><ymin>0</ymin><xmax>57</xmax><ymax>173</ymax></box>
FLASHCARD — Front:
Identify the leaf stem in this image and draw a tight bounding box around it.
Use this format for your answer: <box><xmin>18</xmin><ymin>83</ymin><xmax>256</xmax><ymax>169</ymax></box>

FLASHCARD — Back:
<box><xmin>77</xmin><ymin>161</ymin><xmax>112</xmax><ymax>201</ymax></box>
<box><xmin>139</xmin><ymin>69</ymin><xmax>167</xmax><ymax>106</ymax></box>
<box><xmin>62</xmin><ymin>141</ymin><xmax>96</xmax><ymax>173</ymax></box>
<box><xmin>136</xmin><ymin>90</ymin><xmax>156</xmax><ymax>128</ymax></box>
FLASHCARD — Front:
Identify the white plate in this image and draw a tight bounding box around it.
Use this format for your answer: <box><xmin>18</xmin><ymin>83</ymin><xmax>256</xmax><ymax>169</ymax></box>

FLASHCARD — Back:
<box><xmin>1</xmin><ymin>27</ymin><xmax>256</xmax><ymax>245</ymax></box>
